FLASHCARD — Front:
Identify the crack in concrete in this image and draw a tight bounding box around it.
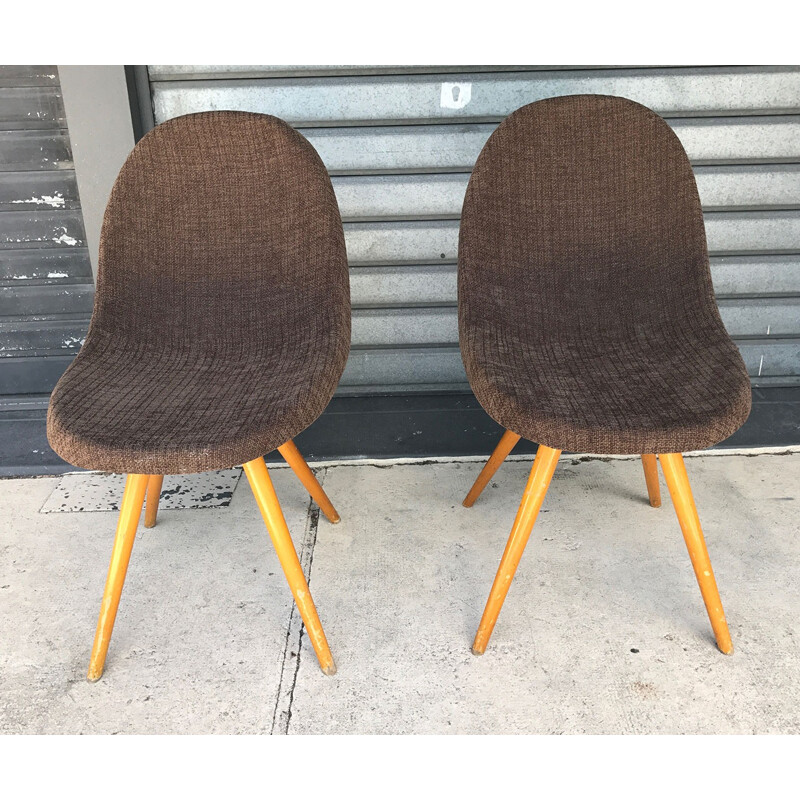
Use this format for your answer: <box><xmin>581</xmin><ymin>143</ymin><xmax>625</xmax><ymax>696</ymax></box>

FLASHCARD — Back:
<box><xmin>269</xmin><ymin>468</ymin><xmax>325</xmax><ymax>735</ymax></box>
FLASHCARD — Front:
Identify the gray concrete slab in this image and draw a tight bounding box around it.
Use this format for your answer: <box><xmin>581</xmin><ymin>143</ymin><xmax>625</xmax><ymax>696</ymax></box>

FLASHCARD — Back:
<box><xmin>289</xmin><ymin>454</ymin><xmax>800</xmax><ymax>734</ymax></box>
<box><xmin>0</xmin><ymin>466</ymin><xmax>314</xmax><ymax>734</ymax></box>
<box><xmin>1</xmin><ymin>452</ymin><xmax>799</xmax><ymax>734</ymax></box>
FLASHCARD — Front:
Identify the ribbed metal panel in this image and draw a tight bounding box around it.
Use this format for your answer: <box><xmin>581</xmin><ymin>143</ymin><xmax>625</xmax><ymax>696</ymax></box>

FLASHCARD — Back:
<box><xmin>330</xmin><ymin>168</ymin><xmax>800</xmax><ymax>220</ymax></box>
<box><xmin>301</xmin><ymin>117</ymin><xmax>800</xmax><ymax>173</ymax></box>
<box><xmin>0</xmin><ymin>67</ymin><xmax>92</xmax><ymax>400</ymax></box>
<box><xmin>149</xmin><ymin>65</ymin><xmax>800</xmax><ymax>392</ymax></box>
<box><xmin>0</xmin><ymin>171</ymin><xmax>81</xmax><ymax>212</ymax></box>
<box><xmin>152</xmin><ymin>67</ymin><xmax>800</xmax><ymax>124</ymax></box>
<box><xmin>345</xmin><ymin>300</ymin><xmax>800</xmax><ymax>347</ymax></box>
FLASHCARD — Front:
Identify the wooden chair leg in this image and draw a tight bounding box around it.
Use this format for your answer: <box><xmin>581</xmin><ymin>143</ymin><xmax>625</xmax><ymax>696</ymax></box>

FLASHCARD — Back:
<box><xmin>472</xmin><ymin>445</ymin><xmax>561</xmax><ymax>655</ymax></box>
<box><xmin>144</xmin><ymin>475</ymin><xmax>164</xmax><ymax>528</ymax></box>
<box><xmin>659</xmin><ymin>453</ymin><xmax>733</xmax><ymax>654</ymax></box>
<box><xmin>463</xmin><ymin>430</ymin><xmax>521</xmax><ymax>507</ymax></box>
<box><xmin>277</xmin><ymin>440</ymin><xmax>340</xmax><ymax>524</ymax></box>
<box><xmin>243</xmin><ymin>456</ymin><xmax>336</xmax><ymax>675</ymax></box>
<box><xmin>641</xmin><ymin>454</ymin><xmax>661</xmax><ymax>508</ymax></box>
<box><xmin>87</xmin><ymin>473</ymin><xmax>149</xmax><ymax>682</ymax></box>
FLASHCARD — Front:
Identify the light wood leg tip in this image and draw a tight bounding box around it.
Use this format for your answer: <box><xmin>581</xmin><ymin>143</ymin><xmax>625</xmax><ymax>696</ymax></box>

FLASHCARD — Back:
<box><xmin>327</xmin><ymin>514</ymin><xmax>341</xmax><ymax>525</ymax></box>
<box><xmin>471</xmin><ymin>644</ymin><xmax>486</xmax><ymax>656</ymax></box>
<box><xmin>143</xmin><ymin>520</ymin><xmax>156</xmax><ymax>528</ymax></box>
<box><xmin>86</xmin><ymin>669</ymin><xmax>103</xmax><ymax>683</ymax></box>
<box><xmin>321</xmin><ymin>662</ymin><xmax>337</xmax><ymax>676</ymax></box>
<box><xmin>649</xmin><ymin>499</ymin><xmax>661</xmax><ymax>508</ymax></box>
<box><xmin>462</xmin><ymin>498</ymin><xmax>475</xmax><ymax>508</ymax></box>
<box><xmin>717</xmin><ymin>641</ymin><xmax>734</xmax><ymax>655</ymax></box>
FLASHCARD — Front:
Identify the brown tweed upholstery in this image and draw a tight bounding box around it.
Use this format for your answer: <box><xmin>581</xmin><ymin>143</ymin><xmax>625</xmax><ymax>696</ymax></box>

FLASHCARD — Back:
<box><xmin>48</xmin><ymin>111</ymin><xmax>350</xmax><ymax>474</ymax></box>
<box><xmin>459</xmin><ymin>95</ymin><xmax>751</xmax><ymax>454</ymax></box>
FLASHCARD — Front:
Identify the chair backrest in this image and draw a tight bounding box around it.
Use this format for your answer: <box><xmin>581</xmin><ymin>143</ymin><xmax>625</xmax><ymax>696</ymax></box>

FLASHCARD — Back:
<box><xmin>93</xmin><ymin>111</ymin><xmax>350</xmax><ymax>356</ymax></box>
<box><xmin>459</xmin><ymin>94</ymin><xmax>721</xmax><ymax>344</ymax></box>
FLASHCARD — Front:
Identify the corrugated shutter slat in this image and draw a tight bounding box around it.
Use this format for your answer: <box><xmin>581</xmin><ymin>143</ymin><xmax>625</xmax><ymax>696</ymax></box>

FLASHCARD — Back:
<box><xmin>148</xmin><ymin>65</ymin><xmax>800</xmax><ymax>392</ymax></box>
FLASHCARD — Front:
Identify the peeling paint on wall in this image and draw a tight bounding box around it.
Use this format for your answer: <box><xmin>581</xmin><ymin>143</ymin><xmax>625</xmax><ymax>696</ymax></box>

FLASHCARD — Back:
<box><xmin>52</xmin><ymin>227</ymin><xmax>78</xmax><ymax>246</ymax></box>
<box><xmin>11</xmin><ymin>192</ymin><xmax>65</xmax><ymax>209</ymax></box>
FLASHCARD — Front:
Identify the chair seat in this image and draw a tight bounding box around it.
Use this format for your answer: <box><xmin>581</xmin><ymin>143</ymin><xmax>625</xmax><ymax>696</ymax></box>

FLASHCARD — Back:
<box><xmin>464</xmin><ymin>324</ymin><xmax>752</xmax><ymax>454</ymax></box>
<box><xmin>47</xmin><ymin>334</ymin><xmax>344</xmax><ymax>474</ymax></box>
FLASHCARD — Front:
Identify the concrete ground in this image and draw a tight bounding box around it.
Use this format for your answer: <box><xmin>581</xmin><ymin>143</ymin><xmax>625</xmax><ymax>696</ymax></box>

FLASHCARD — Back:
<box><xmin>1</xmin><ymin>450</ymin><xmax>799</xmax><ymax>734</ymax></box>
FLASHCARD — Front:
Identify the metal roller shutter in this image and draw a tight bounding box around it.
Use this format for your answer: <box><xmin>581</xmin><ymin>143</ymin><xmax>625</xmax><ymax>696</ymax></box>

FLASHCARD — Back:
<box><xmin>0</xmin><ymin>67</ymin><xmax>92</xmax><ymax>416</ymax></box>
<box><xmin>145</xmin><ymin>66</ymin><xmax>800</xmax><ymax>393</ymax></box>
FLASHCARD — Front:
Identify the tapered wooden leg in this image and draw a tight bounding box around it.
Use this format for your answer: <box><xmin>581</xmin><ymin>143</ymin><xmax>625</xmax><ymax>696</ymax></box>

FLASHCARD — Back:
<box><xmin>641</xmin><ymin>454</ymin><xmax>661</xmax><ymax>508</ymax></box>
<box><xmin>87</xmin><ymin>473</ymin><xmax>149</xmax><ymax>682</ymax></box>
<box><xmin>463</xmin><ymin>430</ymin><xmax>521</xmax><ymax>507</ymax></box>
<box><xmin>243</xmin><ymin>456</ymin><xmax>336</xmax><ymax>675</ymax></box>
<box><xmin>277</xmin><ymin>440</ymin><xmax>340</xmax><ymax>524</ymax></box>
<box><xmin>144</xmin><ymin>475</ymin><xmax>164</xmax><ymax>528</ymax></box>
<box><xmin>472</xmin><ymin>445</ymin><xmax>561</xmax><ymax>655</ymax></box>
<box><xmin>659</xmin><ymin>453</ymin><xmax>733</xmax><ymax>655</ymax></box>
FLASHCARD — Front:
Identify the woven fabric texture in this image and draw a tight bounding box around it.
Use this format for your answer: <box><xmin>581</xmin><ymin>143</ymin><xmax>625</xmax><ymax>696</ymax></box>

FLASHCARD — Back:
<box><xmin>458</xmin><ymin>94</ymin><xmax>751</xmax><ymax>454</ymax></box>
<box><xmin>48</xmin><ymin>111</ymin><xmax>350</xmax><ymax>474</ymax></box>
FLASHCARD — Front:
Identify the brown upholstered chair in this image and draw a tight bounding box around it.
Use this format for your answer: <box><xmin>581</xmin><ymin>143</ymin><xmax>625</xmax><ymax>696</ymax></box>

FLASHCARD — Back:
<box><xmin>459</xmin><ymin>95</ymin><xmax>751</xmax><ymax>656</ymax></box>
<box><xmin>47</xmin><ymin>111</ymin><xmax>350</xmax><ymax>679</ymax></box>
